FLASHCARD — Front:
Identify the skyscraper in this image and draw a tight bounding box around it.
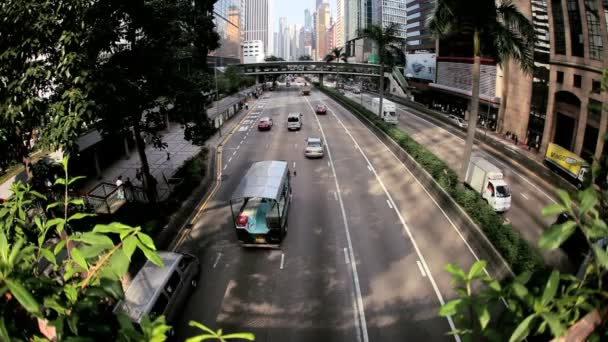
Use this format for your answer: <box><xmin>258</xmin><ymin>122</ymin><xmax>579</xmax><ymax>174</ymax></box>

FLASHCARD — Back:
<box><xmin>405</xmin><ymin>0</ymin><xmax>436</xmax><ymax>52</ymax></box>
<box><xmin>304</xmin><ymin>9</ymin><xmax>312</xmax><ymax>30</ymax></box>
<box><xmin>278</xmin><ymin>17</ymin><xmax>288</xmax><ymax>59</ymax></box>
<box><xmin>315</xmin><ymin>2</ymin><xmax>331</xmax><ymax>60</ymax></box>
<box><xmin>210</xmin><ymin>0</ymin><xmax>242</xmax><ymax>64</ymax></box>
<box><xmin>336</xmin><ymin>0</ymin><xmax>345</xmax><ymax>48</ymax></box>
<box><xmin>243</xmin><ymin>0</ymin><xmax>274</xmax><ymax>58</ymax></box>
<box><xmin>380</xmin><ymin>0</ymin><xmax>407</xmax><ymax>39</ymax></box>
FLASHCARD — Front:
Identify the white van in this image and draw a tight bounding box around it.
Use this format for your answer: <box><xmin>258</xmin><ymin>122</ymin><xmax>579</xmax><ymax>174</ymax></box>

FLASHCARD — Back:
<box><xmin>287</xmin><ymin>112</ymin><xmax>303</xmax><ymax>130</ymax></box>
<box><xmin>465</xmin><ymin>157</ymin><xmax>511</xmax><ymax>212</ymax></box>
<box><xmin>371</xmin><ymin>98</ymin><xmax>398</xmax><ymax>124</ymax></box>
<box><xmin>114</xmin><ymin>251</ymin><xmax>200</xmax><ymax>326</ymax></box>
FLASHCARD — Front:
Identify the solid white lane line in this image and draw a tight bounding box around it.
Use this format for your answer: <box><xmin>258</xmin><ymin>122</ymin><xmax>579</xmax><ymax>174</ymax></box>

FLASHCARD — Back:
<box><xmin>367</xmin><ymin>165</ymin><xmax>372</xmax><ymax>172</ymax></box>
<box><xmin>416</xmin><ymin>260</ymin><xmax>427</xmax><ymax>277</ymax></box>
<box><xmin>305</xmin><ymin>97</ymin><xmax>369</xmax><ymax>342</ymax></box>
<box><xmin>280</xmin><ymin>253</ymin><xmax>285</xmax><ymax>270</ymax></box>
<box><xmin>386</xmin><ymin>199</ymin><xmax>393</xmax><ymax>209</ymax></box>
<box><xmin>212</xmin><ymin>253</ymin><xmax>222</xmax><ymax>268</ymax></box>
<box><xmin>521</xmin><ymin>193</ymin><xmax>529</xmax><ymax>200</ymax></box>
<box><xmin>344</xmin><ymin>248</ymin><xmax>350</xmax><ymax>264</ymax></box>
<box><xmin>328</xmin><ymin>104</ymin><xmax>460</xmax><ymax>342</ymax></box>
<box><xmin>333</xmin><ymin>192</ymin><xmax>339</xmax><ymax>201</ymax></box>
<box><xmin>328</xmin><ymin>161</ymin><xmax>331</xmax><ymax>167</ymax></box>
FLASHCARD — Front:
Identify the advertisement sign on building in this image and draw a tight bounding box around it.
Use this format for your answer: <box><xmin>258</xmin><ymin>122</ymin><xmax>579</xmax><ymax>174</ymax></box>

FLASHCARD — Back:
<box><xmin>436</xmin><ymin>61</ymin><xmax>497</xmax><ymax>99</ymax></box>
<box><xmin>405</xmin><ymin>53</ymin><xmax>436</xmax><ymax>81</ymax></box>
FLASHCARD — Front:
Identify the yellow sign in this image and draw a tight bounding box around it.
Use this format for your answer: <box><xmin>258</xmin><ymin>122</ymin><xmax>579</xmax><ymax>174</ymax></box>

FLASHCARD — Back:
<box><xmin>545</xmin><ymin>143</ymin><xmax>586</xmax><ymax>177</ymax></box>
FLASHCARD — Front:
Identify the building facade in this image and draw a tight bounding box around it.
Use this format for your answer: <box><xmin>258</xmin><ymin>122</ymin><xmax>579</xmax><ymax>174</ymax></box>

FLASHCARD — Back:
<box><xmin>278</xmin><ymin>17</ymin><xmax>288</xmax><ymax>59</ymax></box>
<box><xmin>242</xmin><ymin>40</ymin><xmax>265</xmax><ymax>63</ymax></box>
<box><xmin>243</xmin><ymin>0</ymin><xmax>274</xmax><ymax>59</ymax></box>
<box><xmin>336</xmin><ymin>0</ymin><xmax>345</xmax><ymax>48</ymax></box>
<box><xmin>316</xmin><ymin>2</ymin><xmax>331</xmax><ymax>60</ymax></box>
<box><xmin>405</xmin><ymin>0</ymin><xmax>436</xmax><ymax>52</ymax></box>
<box><xmin>381</xmin><ymin>0</ymin><xmax>407</xmax><ymax>39</ymax></box>
<box><xmin>210</xmin><ymin>0</ymin><xmax>243</xmax><ymax>64</ymax></box>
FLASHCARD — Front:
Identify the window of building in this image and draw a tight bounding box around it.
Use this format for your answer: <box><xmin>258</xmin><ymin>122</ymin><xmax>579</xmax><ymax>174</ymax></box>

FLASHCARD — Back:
<box><xmin>407</xmin><ymin>12</ymin><xmax>421</xmax><ymax>20</ymax></box>
<box><xmin>588</xmin><ymin>99</ymin><xmax>603</xmax><ymax>124</ymax></box>
<box><xmin>592</xmin><ymin>79</ymin><xmax>602</xmax><ymax>93</ymax></box>
<box><xmin>557</xmin><ymin>71</ymin><xmax>564</xmax><ymax>83</ymax></box>
<box><xmin>567</xmin><ymin>0</ymin><xmax>585</xmax><ymax>57</ymax></box>
<box><xmin>551</xmin><ymin>0</ymin><xmax>566</xmax><ymax>55</ymax></box>
<box><xmin>573</xmin><ymin>74</ymin><xmax>582</xmax><ymax>88</ymax></box>
<box><xmin>585</xmin><ymin>0</ymin><xmax>603</xmax><ymax>60</ymax></box>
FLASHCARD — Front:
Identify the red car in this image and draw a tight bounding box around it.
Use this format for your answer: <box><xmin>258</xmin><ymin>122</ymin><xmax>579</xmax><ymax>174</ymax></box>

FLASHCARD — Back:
<box><xmin>315</xmin><ymin>104</ymin><xmax>327</xmax><ymax>114</ymax></box>
<box><xmin>258</xmin><ymin>117</ymin><xmax>273</xmax><ymax>131</ymax></box>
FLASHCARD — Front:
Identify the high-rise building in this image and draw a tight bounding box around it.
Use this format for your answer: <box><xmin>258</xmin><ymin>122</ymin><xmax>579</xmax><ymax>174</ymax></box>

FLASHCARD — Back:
<box><xmin>278</xmin><ymin>17</ymin><xmax>288</xmax><ymax>59</ymax></box>
<box><xmin>210</xmin><ymin>0</ymin><xmax>242</xmax><ymax>64</ymax></box>
<box><xmin>243</xmin><ymin>0</ymin><xmax>274</xmax><ymax>59</ymax></box>
<box><xmin>282</xmin><ymin>26</ymin><xmax>290</xmax><ymax>60</ymax></box>
<box><xmin>327</xmin><ymin>20</ymin><xmax>337</xmax><ymax>52</ymax></box>
<box><xmin>299</xmin><ymin>27</ymin><xmax>313</xmax><ymax>58</ymax></box>
<box><xmin>242</xmin><ymin>40</ymin><xmax>266</xmax><ymax>63</ymax></box>
<box><xmin>304</xmin><ymin>9</ymin><xmax>313</xmax><ymax>30</ymax></box>
<box><xmin>290</xmin><ymin>24</ymin><xmax>299</xmax><ymax>61</ymax></box>
<box><xmin>336</xmin><ymin>0</ymin><xmax>345</xmax><ymax>48</ymax></box>
<box><xmin>405</xmin><ymin>0</ymin><xmax>437</xmax><ymax>52</ymax></box>
<box><xmin>316</xmin><ymin>2</ymin><xmax>331</xmax><ymax>60</ymax></box>
<box><xmin>273</xmin><ymin>32</ymin><xmax>278</xmax><ymax>57</ymax></box>
<box><xmin>380</xmin><ymin>0</ymin><xmax>407</xmax><ymax>39</ymax></box>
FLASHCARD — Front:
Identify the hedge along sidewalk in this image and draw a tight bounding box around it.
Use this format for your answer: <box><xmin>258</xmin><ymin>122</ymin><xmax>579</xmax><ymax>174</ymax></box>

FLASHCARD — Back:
<box><xmin>319</xmin><ymin>86</ymin><xmax>545</xmax><ymax>277</ymax></box>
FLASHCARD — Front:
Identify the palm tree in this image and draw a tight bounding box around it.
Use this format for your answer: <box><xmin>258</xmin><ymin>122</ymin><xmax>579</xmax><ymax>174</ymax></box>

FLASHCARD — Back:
<box><xmin>358</xmin><ymin>23</ymin><xmax>402</xmax><ymax>121</ymax></box>
<box><xmin>429</xmin><ymin>0</ymin><xmax>535</xmax><ymax>181</ymax></box>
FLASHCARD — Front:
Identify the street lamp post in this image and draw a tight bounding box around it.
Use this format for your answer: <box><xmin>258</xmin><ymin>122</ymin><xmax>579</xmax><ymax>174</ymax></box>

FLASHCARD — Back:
<box><xmin>214</xmin><ymin>61</ymin><xmax>221</xmax><ymax>138</ymax></box>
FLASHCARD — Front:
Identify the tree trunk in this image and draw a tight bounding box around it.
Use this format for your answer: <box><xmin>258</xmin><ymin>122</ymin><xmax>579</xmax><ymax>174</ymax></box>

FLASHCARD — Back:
<box><xmin>460</xmin><ymin>31</ymin><xmax>481</xmax><ymax>182</ymax></box>
<box><xmin>132</xmin><ymin>122</ymin><xmax>157</xmax><ymax>203</ymax></box>
<box><xmin>497</xmin><ymin>58</ymin><xmax>510</xmax><ymax>134</ymax></box>
<box><xmin>378</xmin><ymin>61</ymin><xmax>385</xmax><ymax>119</ymax></box>
<box><xmin>15</xmin><ymin>128</ymin><xmax>33</xmax><ymax>179</ymax></box>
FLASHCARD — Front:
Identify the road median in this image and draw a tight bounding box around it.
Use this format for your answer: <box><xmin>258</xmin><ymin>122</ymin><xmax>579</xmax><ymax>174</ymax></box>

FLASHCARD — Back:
<box><xmin>319</xmin><ymin>86</ymin><xmax>545</xmax><ymax>279</ymax></box>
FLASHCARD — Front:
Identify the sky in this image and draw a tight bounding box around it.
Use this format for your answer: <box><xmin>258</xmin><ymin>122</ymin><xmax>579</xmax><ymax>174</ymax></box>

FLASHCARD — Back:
<box><xmin>275</xmin><ymin>0</ymin><xmax>336</xmax><ymax>31</ymax></box>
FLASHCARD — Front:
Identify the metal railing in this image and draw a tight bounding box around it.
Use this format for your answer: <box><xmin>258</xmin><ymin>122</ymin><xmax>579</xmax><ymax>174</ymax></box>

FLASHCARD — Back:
<box><xmin>391</xmin><ymin>66</ymin><xmax>410</xmax><ymax>94</ymax></box>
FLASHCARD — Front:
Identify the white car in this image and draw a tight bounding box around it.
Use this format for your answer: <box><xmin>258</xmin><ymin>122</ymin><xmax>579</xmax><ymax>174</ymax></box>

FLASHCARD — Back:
<box><xmin>448</xmin><ymin>115</ymin><xmax>468</xmax><ymax>128</ymax></box>
<box><xmin>304</xmin><ymin>137</ymin><xmax>324</xmax><ymax>158</ymax></box>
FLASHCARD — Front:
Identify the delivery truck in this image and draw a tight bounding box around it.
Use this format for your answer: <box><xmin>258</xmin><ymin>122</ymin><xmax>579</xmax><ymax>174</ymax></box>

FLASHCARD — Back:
<box><xmin>371</xmin><ymin>98</ymin><xmax>398</xmax><ymax>124</ymax></box>
<box><xmin>465</xmin><ymin>157</ymin><xmax>511</xmax><ymax>212</ymax></box>
<box><xmin>301</xmin><ymin>83</ymin><xmax>311</xmax><ymax>95</ymax></box>
<box><xmin>544</xmin><ymin>143</ymin><xmax>589</xmax><ymax>188</ymax></box>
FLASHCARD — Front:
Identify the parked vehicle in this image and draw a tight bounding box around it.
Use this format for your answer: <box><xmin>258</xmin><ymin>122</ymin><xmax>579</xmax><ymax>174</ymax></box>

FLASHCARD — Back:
<box><xmin>315</xmin><ymin>104</ymin><xmax>327</xmax><ymax>114</ymax></box>
<box><xmin>352</xmin><ymin>88</ymin><xmax>361</xmax><ymax>94</ymax></box>
<box><xmin>448</xmin><ymin>114</ymin><xmax>468</xmax><ymax>128</ymax></box>
<box><xmin>465</xmin><ymin>156</ymin><xmax>511</xmax><ymax>212</ymax></box>
<box><xmin>371</xmin><ymin>98</ymin><xmax>398</xmax><ymax>124</ymax></box>
<box><xmin>301</xmin><ymin>83</ymin><xmax>311</xmax><ymax>95</ymax></box>
<box><xmin>114</xmin><ymin>252</ymin><xmax>200</xmax><ymax>327</ymax></box>
<box><xmin>229</xmin><ymin>161</ymin><xmax>292</xmax><ymax>247</ymax></box>
<box><xmin>304</xmin><ymin>137</ymin><xmax>325</xmax><ymax>158</ymax></box>
<box><xmin>544</xmin><ymin>143</ymin><xmax>589</xmax><ymax>188</ymax></box>
<box><xmin>265</xmin><ymin>81</ymin><xmax>274</xmax><ymax>91</ymax></box>
<box><xmin>258</xmin><ymin>117</ymin><xmax>273</xmax><ymax>131</ymax></box>
<box><xmin>287</xmin><ymin>112</ymin><xmax>303</xmax><ymax>131</ymax></box>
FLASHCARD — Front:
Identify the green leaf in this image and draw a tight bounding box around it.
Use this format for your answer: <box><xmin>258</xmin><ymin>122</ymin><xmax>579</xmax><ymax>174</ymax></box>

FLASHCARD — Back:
<box><xmin>444</xmin><ymin>263</ymin><xmax>466</xmax><ymax>282</ymax></box>
<box><xmin>5</xmin><ymin>279</ymin><xmax>39</xmax><ymax>314</ymax></box>
<box><xmin>71</xmin><ymin>248</ymin><xmax>88</xmax><ymax>270</ymax></box>
<box><xmin>539</xmin><ymin>221</ymin><xmax>577</xmax><ymax>250</ymax></box>
<box><xmin>592</xmin><ymin>245</ymin><xmax>608</xmax><ymax>269</ymax></box>
<box><xmin>221</xmin><ymin>333</ymin><xmax>256</xmax><ymax>340</ymax></box>
<box><xmin>8</xmin><ymin>238</ymin><xmax>24</xmax><ymax>264</ymax></box>
<box><xmin>54</xmin><ymin>240</ymin><xmax>67</xmax><ymax>255</ymax></box>
<box><xmin>509</xmin><ymin>314</ymin><xmax>536</xmax><ymax>342</ymax></box>
<box><xmin>40</xmin><ymin>248</ymin><xmax>56</xmax><ymax>265</ymax></box>
<box><xmin>140</xmin><ymin>246</ymin><xmax>163</xmax><ymax>268</ymax></box>
<box><xmin>69</xmin><ymin>198</ymin><xmax>85</xmax><ymax>207</ymax></box>
<box><xmin>67</xmin><ymin>212</ymin><xmax>95</xmax><ymax>222</ymax></box>
<box><xmin>64</xmin><ymin>284</ymin><xmax>78</xmax><ymax>303</ymax></box>
<box><xmin>468</xmin><ymin>260</ymin><xmax>487</xmax><ymax>280</ymax></box>
<box><xmin>100</xmin><ymin>278</ymin><xmax>124</xmax><ymax>300</ymax></box>
<box><xmin>515</xmin><ymin>271</ymin><xmax>532</xmax><ymax>284</ymax></box>
<box><xmin>74</xmin><ymin>232</ymin><xmax>114</xmax><ymax>247</ymax></box>
<box><xmin>68</xmin><ymin>175</ymin><xmax>86</xmax><ymax>186</ymax></box>
<box><xmin>540</xmin><ymin>313</ymin><xmax>565</xmax><ymax>338</ymax></box>
<box><xmin>93</xmin><ymin>222</ymin><xmax>133</xmax><ymax>234</ymax></box>
<box><xmin>123</xmin><ymin>236</ymin><xmax>137</xmax><ymax>260</ymax></box>
<box><xmin>474</xmin><ymin>302</ymin><xmax>491</xmax><ymax>330</ymax></box>
<box><xmin>541</xmin><ymin>270</ymin><xmax>560</xmax><ymax>306</ymax></box>
<box><xmin>541</xmin><ymin>203</ymin><xmax>566</xmax><ymax>216</ymax></box>
<box><xmin>557</xmin><ymin>190</ymin><xmax>573</xmax><ymax>211</ymax></box>
<box><xmin>579</xmin><ymin>188</ymin><xmax>598</xmax><ymax>214</ymax></box>
<box><xmin>46</xmin><ymin>202</ymin><xmax>63</xmax><ymax>211</ymax></box>
<box><xmin>109</xmin><ymin>249</ymin><xmax>130</xmax><ymax>278</ymax></box>
<box><xmin>439</xmin><ymin>298</ymin><xmax>464</xmax><ymax>317</ymax></box>
<box><xmin>0</xmin><ymin>318</ymin><xmax>10</xmax><ymax>342</ymax></box>
<box><xmin>137</xmin><ymin>232</ymin><xmax>156</xmax><ymax>250</ymax></box>
<box><xmin>511</xmin><ymin>282</ymin><xmax>529</xmax><ymax>299</ymax></box>
<box><xmin>54</xmin><ymin>178</ymin><xmax>67</xmax><ymax>186</ymax></box>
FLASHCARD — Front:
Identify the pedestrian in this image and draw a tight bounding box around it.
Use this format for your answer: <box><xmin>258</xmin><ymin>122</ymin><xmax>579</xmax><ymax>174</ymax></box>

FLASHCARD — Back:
<box><xmin>124</xmin><ymin>177</ymin><xmax>133</xmax><ymax>199</ymax></box>
<box><xmin>116</xmin><ymin>176</ymin><xmax>125</xmax><ymax>199</ymax></box>
<box><xmin>166</xmin><ymin>151</ymin><xmax>171</xmax><ymax>161</ymax></box>
<box><xmin>135</xmin><ymin>168</ymin><xmax>142</xmax><ymax>182</ymax></box>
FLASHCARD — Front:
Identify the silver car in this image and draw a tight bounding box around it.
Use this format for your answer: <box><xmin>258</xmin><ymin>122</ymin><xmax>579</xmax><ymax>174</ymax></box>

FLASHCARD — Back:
<box><xmin>448</xmin><ymin>115</ymin><xmax>468</xmax><ymax>128</ymax></box>
<box><xmin>304</xmin><ymin>137</ymin><xmax>324</xmax><ymax>158</ymax></box>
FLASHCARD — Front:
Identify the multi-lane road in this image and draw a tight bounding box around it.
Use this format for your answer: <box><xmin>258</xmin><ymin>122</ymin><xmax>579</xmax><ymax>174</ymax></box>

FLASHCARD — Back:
<box><xmin>344</xmin><ymin>91</ymin><xmax>569</xmax><ymax>270</ymax></box>
<box><xmin>172</xmin><ymin>85</ymin><xmax>502</xmax><ymax>341</ymax></box>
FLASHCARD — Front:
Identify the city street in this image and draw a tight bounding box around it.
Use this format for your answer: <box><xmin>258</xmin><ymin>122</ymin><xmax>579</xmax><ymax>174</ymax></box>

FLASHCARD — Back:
<box><xmin>171</xmin><ymin>85</ymin><xmax>499</xmax><ymax>341</ymax></box>
<box><xmin>344</xmin><ymin>91</ymin><xmax>571</xmax><ymax>270</ymax></box>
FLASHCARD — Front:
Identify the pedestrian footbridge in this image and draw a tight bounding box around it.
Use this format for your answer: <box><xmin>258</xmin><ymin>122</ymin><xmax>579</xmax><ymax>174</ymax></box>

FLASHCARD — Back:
<box><xmin>234</xmin><ymin>61</ymin><xmax>382</xmax><ymax>78</ymax></box>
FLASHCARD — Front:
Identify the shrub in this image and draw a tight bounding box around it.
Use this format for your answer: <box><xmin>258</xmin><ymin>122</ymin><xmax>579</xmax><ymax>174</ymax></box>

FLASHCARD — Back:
<box><xmin>319</xmin><ymin>86</ymin><xmax>544</xmax><ymax>275</ymax></box>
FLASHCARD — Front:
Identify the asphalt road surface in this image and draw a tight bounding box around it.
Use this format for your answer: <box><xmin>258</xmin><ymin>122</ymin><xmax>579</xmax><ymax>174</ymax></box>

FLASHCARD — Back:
<box><xmin>172</xmin><ymin>85</ymin><xmax>498</xmax><ymax>341</ymax></box>
<box><xmin>344</xmin><ymin>91</ymin><xmax>570</xmax><ymax>271</ymax></box>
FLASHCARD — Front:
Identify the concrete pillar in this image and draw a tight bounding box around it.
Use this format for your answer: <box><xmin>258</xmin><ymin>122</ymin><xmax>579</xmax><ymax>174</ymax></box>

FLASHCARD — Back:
<box><xmin>594</xmin><ymin>108</ymin><xmax>607</xmax><ymax>160</ymax></box>
<box><xmin>574</xmin><ymin>97</ymin><xmax>589</xmax><ymax>155</ymax></box>
<box><xmin>319</xmin><ymin>74</ymin><xmax>324</xmax><ymax>86</ymax></box>
<box><xmin>541</xmin><ymin>85</ymin><xmax>557</xmax><ymax>155</ymax></box>
<box><xmin>123</xmin><ymin>137</ymin><xmax>130</xmax><ymax>158</ymax></box>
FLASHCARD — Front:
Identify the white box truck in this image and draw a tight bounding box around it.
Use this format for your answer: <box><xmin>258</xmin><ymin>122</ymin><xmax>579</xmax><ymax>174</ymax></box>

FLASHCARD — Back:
<box><xmin>465</xmin><ymin>157</ymin><xmax>511</xmax><ymax>212</ymax></box>
<box><xmin>371</xmin><ymin>98</ymin><xmax>398</xmax><ymax>124</ymax></box>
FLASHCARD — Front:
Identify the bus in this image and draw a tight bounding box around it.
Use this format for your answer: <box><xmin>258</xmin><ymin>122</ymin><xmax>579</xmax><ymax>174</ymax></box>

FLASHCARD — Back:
<box><xmin>229</xmin><ymin>161</ymin><xmax>292</xmax><ymax>247</ymax></box>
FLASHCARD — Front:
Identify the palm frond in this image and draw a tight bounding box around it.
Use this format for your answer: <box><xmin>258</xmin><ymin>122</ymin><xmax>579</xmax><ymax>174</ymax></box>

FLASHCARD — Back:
<box><xmin>497</xmin><ymin>0</ymin><xmax>536</xmax><ymax>46</ymax></box>
<box><xmin>491</xmin><ymin>22</ymin><xmax>534</xmax><ymax>74</ymax></box>
<box><xmin>323</xmin><ymin>54</ymin><xmax>334</xmax><ymax>63</ymax></box>
<box><xmin>428</xmin><ymin>0</ymin><xmax>457</xmax><ymax>38</ymax></box>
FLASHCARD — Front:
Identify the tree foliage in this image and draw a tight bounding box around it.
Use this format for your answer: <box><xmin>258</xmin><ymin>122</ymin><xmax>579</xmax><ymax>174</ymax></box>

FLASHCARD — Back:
<box><xmin>264</xmin><ymin>55</ymin><xmax>285</xmax><ymax>62</ymax></box>
<box><xmin>297</xmin><ymin>55</ymin><xmax>312</xmax><ymax>61</ymax></box>
<box><xmin>441</xmin><ymin>160</ymin><xmax>608</xmax><ymax>341</ymax></box>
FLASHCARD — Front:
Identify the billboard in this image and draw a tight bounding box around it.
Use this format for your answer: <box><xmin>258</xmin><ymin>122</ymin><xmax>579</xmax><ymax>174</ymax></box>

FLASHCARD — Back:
<box><xmin>405</xmin><ymin>53</ymin><xmax>436</xmax><ymax>81</ymax></box>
